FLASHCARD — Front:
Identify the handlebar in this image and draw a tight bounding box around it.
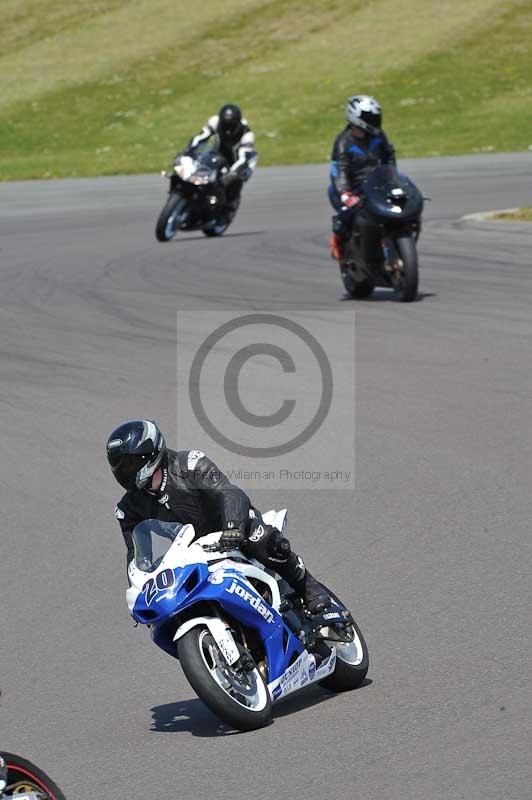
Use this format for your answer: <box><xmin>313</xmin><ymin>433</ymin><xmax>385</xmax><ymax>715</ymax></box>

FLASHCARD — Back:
<box><xmin>202</xmin><ymin>538</ymin><xmax>245</xmax><ymax>554</ymax></box>
<box><xmin>202</xmin><ymin>543</ymin><xmax>222</xmax><ymax>553</ymax></box>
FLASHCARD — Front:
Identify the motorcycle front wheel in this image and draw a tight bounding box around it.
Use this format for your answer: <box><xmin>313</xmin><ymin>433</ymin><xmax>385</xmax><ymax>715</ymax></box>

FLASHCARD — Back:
<box><xmin>0</xmin><ymin>752</ymin><xmax>66</xmax><ymax>799</ymax></box>
<box><xmin>389</xmin><ymin>235</ymin><xmax>419</xmax><ymax>302</ymax></box>
<box><xmin>155</xmin><ymin>193</ymin><xmax>183</xmax><ymax>242</ymax></box>
<box><xmin>177</xmin><ymin>626</ymin><xmax>272</xmax><ymax>731</ymax></box>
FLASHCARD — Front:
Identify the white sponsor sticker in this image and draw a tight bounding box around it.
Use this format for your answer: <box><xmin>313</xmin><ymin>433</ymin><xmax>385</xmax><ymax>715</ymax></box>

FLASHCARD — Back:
<box><xmin>187</xmin><ymin>450</ymin><xmax>205</xmax><ymax>470</ymax></box>
<box><xmin>248</xmin><ymin>524</ymin><xmax>265</xmax><ymax>542</ymax></box>
<box><xmin>225</xmin><ymin>579</ymin><xmax>275</xmax><ymax>624</ymax></box>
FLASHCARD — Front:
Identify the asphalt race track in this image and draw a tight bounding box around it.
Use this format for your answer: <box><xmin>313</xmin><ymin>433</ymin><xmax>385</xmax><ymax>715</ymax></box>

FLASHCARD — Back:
<box><xmin>1</xmin><ymin>154</ymin><xmax>531</xmax><ymax>799</ymax></box>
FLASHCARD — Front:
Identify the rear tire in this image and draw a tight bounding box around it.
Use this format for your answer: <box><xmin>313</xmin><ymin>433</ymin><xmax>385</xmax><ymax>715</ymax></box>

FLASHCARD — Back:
<box><xmin>202</xmin><ymin>222</ymin><xmax>228</xmax><ymax>237</ymax></box>
<box><xmin>341</xmin><ymin>262</ymin><xmax>375</xmax><ymax>299</ymax></box>
<box><xmin>177</xmin><ymin>625</ymin><xmax>272</xmax><ymax>731</ymax></box>
<box><xmin>155</xmin><ymin>194</ymin><xmax>182</xmax><ymax>242</ymax></box>
<box><xmin>393</xmin><ymin>236</ymin><xmax>418</xmax><ymax>302</ymax></box>
<box><xmin>319</xmin><ymin>618</ymin><xmax>369</xmax><ymax>692</ymax></box>
<box><xmin>351</xmin><ymin>278</ymin><xmax>375</xmax><ymax>298</ymax></box>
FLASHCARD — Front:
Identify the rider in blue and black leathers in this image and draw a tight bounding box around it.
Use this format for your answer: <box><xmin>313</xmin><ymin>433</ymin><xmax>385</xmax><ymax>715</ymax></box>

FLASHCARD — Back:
<box><xmin>329</xmin><ymin>95</ymin><xmax>396</xmax><ymax>262</ymax></box>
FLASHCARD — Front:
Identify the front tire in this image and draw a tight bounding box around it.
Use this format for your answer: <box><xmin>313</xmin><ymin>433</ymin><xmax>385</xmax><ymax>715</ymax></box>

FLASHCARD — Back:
<box><xmin>319</xmin><ymin>618</ymin><xmax>369</xmax><ymax>692</ymax></box>
<box><xmin>0</xmin><ymin>751</ymin><xmax>66</xmax><ymax>800</ymax></box>
<box><xmin>155</xmin><ymin>193</ymin><xmax>182</xmax><ymax>242</ymax></box>
<box><xmin>392</xmin><ymin>236</ymin><xmax>418</xmax><ymax>302</ymax></box>
<box><xmin>177</xmin><ymin>626</ymin><xmax>272</xmax><ymax>731</ymax></box>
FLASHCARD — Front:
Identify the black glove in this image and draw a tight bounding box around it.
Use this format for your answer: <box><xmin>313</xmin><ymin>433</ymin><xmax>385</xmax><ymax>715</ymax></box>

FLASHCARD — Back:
<box><xmin>219</xmin><ymin>524</ymin><xmax>246</xmax><ymax>551</ymax></box>
<box><xmin>221</xmin><ymin>171</ymin><xmax>239</xmax><ymax>187</ymax></box>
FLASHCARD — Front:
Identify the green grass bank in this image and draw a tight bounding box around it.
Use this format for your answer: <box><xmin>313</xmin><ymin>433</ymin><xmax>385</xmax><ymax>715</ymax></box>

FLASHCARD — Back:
<box><xmin>493</xmin><ymin>206</ymin><xmax>532</xmax><ymax>220</ymax></box>
<box><xmin>2</xmin><ymin>0</ymin><xmax>532</xmax><ymax>180</ymax></box>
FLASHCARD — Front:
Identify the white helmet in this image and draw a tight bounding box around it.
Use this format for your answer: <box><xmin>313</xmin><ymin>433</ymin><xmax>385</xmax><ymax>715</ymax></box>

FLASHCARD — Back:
<box><xmin>345</xmin><ymin>95</ymin><xmax>382</xmax><ymax>135</ymax></box>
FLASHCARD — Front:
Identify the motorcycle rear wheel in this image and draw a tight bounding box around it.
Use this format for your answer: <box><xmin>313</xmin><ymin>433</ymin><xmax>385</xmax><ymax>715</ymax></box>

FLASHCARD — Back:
<box><xmin>341</xmin><ymin>262</ymin><xmax>375</xmax><ymax>300</ymax></box>
<box><xmin>202</xmin><ymin>221</ymin><xmax>229</xmax><ymax>237</ymax></box>
<box><xmin>350</xmin><ymin>278</ymin><xmax>375</xmax><ymax>299</ymax></box>
<box><xmin>177</xmin><ymin>626</ymin><xmax>272</xmax><ymax>731</ymax></box>
<box><xmin>155</xmin><ymin>193</ymin><xmax>182</xmax><ymax>242</ymax></box>
<box><xmin>319</xmin><ymin>618</ymin><xmax>369</xmax><ymax>692</ymax></box>
<box><xmin>0</xmin><ymin>751</ymin><xmax>66</xmax><ymax>799</ymax></box>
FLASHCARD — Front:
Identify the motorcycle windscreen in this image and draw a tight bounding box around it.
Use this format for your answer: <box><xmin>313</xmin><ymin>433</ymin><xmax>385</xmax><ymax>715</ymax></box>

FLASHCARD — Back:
<box><xmin>132</xmin><ymin>519</ymin><xmax>185</xmax><ymax>572</ymax></box>
<box><xmin>197</xmin><ymin>148</ymin><xmax>229</xmax><ymax>178</ymax></box>
<box><xmin>363</xmin><ymin>164</ymin><xmax>423</xmax><ymax>219</ymax></box>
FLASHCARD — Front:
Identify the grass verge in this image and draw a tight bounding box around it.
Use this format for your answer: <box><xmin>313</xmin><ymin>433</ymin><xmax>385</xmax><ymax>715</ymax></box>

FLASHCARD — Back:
<box><xmin>1</xmin><ymin>0</ymin><xmax>532</xmax><ymax>179</ymax></box>
<box><xmin>492</xmin><ymin>207</ymin><xmax>532</xmax><ymax>221</ymax></box>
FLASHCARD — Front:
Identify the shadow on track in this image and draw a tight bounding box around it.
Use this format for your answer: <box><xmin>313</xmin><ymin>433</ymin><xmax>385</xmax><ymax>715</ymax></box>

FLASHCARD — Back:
<box><xmin>340</xmin><ymin>290</ymin><xmax>436</xmax><ymax>303</ymax></box>
<box><xmin>150</xmin><ymin>680</ymin><xmax>372</xmax><ymax>737</ymax></box>
<box><xmin>150</xmin><ymin>698</ymin><xmax>238</xmax><ymax>738</ymax></box>
<box><xmin>165</xmin><ymin>230</ymin><xmax>266</xmax><ymax>243</ymax></box>
<box><xmin>273</xmin><ymin>678</ymin><xmax>372</xmax><ymax>720</ymax></box>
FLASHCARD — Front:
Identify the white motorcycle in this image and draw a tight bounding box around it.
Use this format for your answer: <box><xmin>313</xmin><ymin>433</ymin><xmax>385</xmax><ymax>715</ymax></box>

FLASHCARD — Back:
<box><xmin>127</xmin><ymin>510</ymin><xmax>369</xmax><ymax>731</ymax></box>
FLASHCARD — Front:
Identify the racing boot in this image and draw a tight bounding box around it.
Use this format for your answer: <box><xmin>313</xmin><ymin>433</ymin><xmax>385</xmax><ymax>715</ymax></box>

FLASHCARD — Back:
<box><xmin>330</xmin><ymin>232</ymin><xmax>344</xmax><ymax>261</ymax></box>
<box><xmin>330</xmin><ymin>213</ymin><xmax>351</xmax><ymax>262</ymax></box>
<box><xmin>275</xmin><ymin>550</ymin><xmax>333</xmax><ymax>615</ymax></box>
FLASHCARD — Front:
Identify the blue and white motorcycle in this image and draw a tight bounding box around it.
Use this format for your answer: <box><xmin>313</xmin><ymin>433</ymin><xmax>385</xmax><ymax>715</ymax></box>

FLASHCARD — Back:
<box><xmin>127</xmin><ymin>510</ymin><xmax>368</xmax><ymax>731</ymax></box>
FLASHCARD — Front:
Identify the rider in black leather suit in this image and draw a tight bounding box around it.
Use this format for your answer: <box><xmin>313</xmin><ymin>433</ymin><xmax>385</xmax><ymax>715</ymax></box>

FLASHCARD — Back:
<box><xmin>329</xmin><ymin>95</ymin><xmax>396</xmax><ymax>262</ymax></box>
<box><xmin>180</xmin><ymin>103</ymin><xmax>257</xmax><ymax>225</ymax></box>
<box><xmin>107</xmin><ymin>420</ymin><xmax>331</xmax><ymax>613</ymax></box>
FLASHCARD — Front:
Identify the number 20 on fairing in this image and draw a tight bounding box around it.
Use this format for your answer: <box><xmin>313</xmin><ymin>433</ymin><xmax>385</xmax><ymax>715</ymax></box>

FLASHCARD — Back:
<box><xmin>143</xmin><ymin>568</ymin><xmax>175</xmax><ymax>606</ymax></box>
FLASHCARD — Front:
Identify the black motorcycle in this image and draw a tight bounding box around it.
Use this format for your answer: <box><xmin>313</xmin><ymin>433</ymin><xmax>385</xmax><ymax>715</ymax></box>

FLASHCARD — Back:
<box><xmin>340</xmin><ymin>164</ymin><xmax>424</xmax><ymax>302</ymax></box>
<box><xmin>155</xmin><ymin>149</ymin><xmax>238</xmax><ymax>241</ymax></box>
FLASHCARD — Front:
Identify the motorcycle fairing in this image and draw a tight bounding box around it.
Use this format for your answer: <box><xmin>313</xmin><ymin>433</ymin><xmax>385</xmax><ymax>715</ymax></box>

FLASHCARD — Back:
<box><xmin>130</xmin><ymin>556</ymin><xmax>304</xmax><ymax>681</ymax></box>
<box><xmin>126</xmin><ymin>512</ymin><xmax>329</xmax><ymax>691</ymax></box>
<box><xmin>362</xmin><ymin>164</ymin><xmax>424</xmax><ymax>220</ymax></box>
<box><xmin>131</xmin><ymin>562</ymin><xmax>210</xmax><ymax>624</ymax></box>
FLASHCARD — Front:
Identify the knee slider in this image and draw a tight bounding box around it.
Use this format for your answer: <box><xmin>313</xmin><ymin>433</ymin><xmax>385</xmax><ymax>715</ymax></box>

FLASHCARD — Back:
<box><xmin>244</xmin><ymin>524</ymin><xmax>290</xmax><ymax>566</ymax></box>
<box><xmin>271</xmin><ymin>535</ymin><xmax>291</xmax><ymax>559</ymax></box>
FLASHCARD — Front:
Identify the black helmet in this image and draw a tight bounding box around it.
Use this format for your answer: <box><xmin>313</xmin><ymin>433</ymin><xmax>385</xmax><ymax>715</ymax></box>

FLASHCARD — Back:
<box><xmin>106</xmin><ymin>420</ymin><xmax>166</xmax><ymax>491</ymax></box>
<box><xmin>345</xmin><ymin>95</ymin><xmax>382</xmax><ymax>135</ymax></box>
<box><xmin>218</xmin><ymin>103</ymin><xmax>243</xmax><ymax>144</ymax></box>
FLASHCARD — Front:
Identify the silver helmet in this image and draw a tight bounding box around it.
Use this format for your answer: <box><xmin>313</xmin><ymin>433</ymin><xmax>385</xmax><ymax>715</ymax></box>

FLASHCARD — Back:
<box><xmin>345</xmin><ymin>95</ymin><xmax>382</xmax><ymax>135</ymax></box>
